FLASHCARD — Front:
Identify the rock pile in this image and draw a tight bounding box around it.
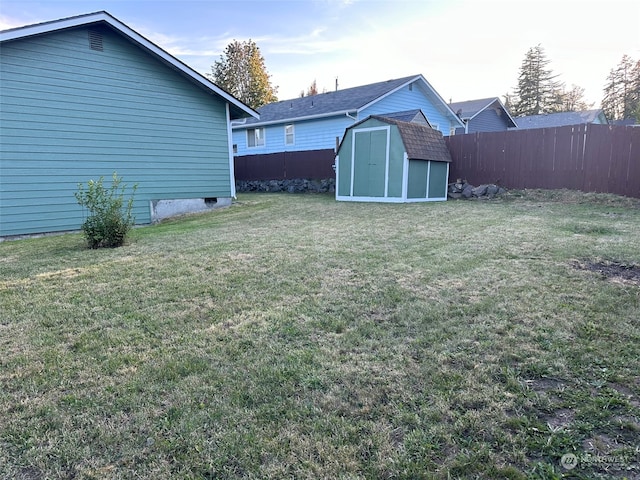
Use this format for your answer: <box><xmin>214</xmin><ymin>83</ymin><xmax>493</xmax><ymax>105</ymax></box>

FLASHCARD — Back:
<box><xmin>448</xmin><ymin>180</ymin><xmax>506</xmax><ymax>199</ymax></box>
<box><xmin>236</xmin><ymin>178</ymin><xmax>335</xmax><ymax>194</ymax></box>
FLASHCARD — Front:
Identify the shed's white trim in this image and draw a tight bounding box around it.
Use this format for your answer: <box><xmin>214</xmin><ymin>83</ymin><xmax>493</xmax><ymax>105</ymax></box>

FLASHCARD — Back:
<box><xmin>402</xmin><ymin>152</ymin><xmax>409</xmax><ymax>200</ymax></box>
<box><xmin>336</xmin><ymin>195</ymin><xmax>406</xmax><ymax>203</ymax></box>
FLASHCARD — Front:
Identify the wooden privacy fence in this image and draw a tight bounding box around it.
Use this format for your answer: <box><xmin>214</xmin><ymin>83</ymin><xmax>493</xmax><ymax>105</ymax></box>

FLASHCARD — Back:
<box><xmin>445</xmin><ymin>124</ymin><xmax>640</xmax><ymax>198</ymax></box>
<box><xmin>234</xmin><ymin>149</ymin><xmax>336</xmax><ymax>181</ymax></box>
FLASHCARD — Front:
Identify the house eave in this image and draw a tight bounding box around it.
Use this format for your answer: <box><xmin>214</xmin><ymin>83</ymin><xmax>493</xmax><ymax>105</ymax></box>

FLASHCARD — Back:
<box><xmin>0</xmin><ymin>11</ymin><xmax>259</xmax><ymax>120</ymax></box>
<box><xmin>467</xmin><ymin>98</ymin><xmax>518</xmax><ymax>128</ymax></box>
<box><xmin>232</xmin><ymin>110</ymin><xmax>357</xmax><ymax>129</ymax></box>
<box><xmin>356</xmin><ymin>74</ymin><xmax>464</xmax><ymax>129</ymax></box>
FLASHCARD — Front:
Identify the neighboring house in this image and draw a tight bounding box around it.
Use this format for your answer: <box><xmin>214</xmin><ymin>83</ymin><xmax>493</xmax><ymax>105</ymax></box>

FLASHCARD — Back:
<box><xmin>0</xmin><ymin>11</ymin><xmax>257</xmax><ymax>237</ymax></box>
<box><xmin>232</xmin><ymin>74</ymin><xmax>464</xmax><ymax>178</ymax></box>
<box><xmin>449</xmin><ymin>97</ymin><xmax>517</xmax><ymax>134</ymax></box>
<box><xmin>611</xmin><ymin>118</ymin><xmax>638</xmax><ymax>126</ymax></box>
<box><xmin>335</xmin><ymin>114</ymin><xmax>452</xmax><ymax>203</ymax></box>
<box><xmin>515</xmin><ymin>109</ymin><xmax>608</xmax><ymax>130</ymax></box>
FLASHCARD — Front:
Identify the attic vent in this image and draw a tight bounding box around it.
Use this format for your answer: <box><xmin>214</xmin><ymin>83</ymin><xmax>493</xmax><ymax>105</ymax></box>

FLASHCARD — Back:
<box><xmin>88</xmin><ymin>30</ymin><xmax>103</xmax><ymax>51</ymax></box>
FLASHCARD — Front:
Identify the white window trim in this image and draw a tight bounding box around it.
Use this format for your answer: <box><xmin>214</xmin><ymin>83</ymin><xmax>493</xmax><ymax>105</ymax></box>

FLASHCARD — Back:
<box><xmin>247</xmin><ymin>127</ymin><xmax>265</xmax><ymax>148</ymax></box>
<box><xmin>284</xmin><ymin>124</ymin><xmax>295</xmax><ymax>146</ymax></box>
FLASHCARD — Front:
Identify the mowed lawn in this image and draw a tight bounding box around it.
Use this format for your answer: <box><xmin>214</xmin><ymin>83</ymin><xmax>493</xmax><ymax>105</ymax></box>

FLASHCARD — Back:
<box><xmin>1</xmin><ymin>190</ymin><xmax>639</xmax><ymax>480</ymax></box>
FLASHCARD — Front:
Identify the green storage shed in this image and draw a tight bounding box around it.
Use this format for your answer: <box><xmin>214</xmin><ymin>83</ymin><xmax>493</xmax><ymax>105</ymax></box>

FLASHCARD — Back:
<box><xmin>335</xmin><ymin>115</ymin><xmax>452</xmax><ymax>202</ymax></box>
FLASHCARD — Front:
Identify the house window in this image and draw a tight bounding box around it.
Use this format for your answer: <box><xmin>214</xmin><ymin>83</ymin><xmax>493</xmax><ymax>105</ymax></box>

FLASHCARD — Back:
<box><xmin>285</xmin><ymin>124</ymin><xmax>294</xmax><ymax>145</ymax></box>
<box><xmin>247</xmin><ymin>128</ymin><xmax>264</xmax><ymax>148</ymax></box>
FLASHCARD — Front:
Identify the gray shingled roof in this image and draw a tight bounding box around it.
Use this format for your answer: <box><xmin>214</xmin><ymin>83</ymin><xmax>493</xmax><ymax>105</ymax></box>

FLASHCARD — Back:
<box><xmin>371</xmin><ymin>115</ymin><xmax>452</xmax><ymax>163</ymax></box>
<box><xmin>449</xmin><ymin>97</ymin><xmax>518</xmax><ymax>128</ymax></box>
<box><xmin>239</xmin><ymin>75</ymin><xmax>424</xmax><ymax>126</ymax></box>
<box><xmin>449</xmin><ymin>97</ymin><xmax>498</xmax><ymax>119</ymax></box>
<box><xmin>515</xmin><ymin>109</ymin><xmax>606</xmax><ymax>129</ymax></box>
<box><xmin>377</xmin><ymin>109</ymin><xmax>430</xmax><ymax>125</ymax></box>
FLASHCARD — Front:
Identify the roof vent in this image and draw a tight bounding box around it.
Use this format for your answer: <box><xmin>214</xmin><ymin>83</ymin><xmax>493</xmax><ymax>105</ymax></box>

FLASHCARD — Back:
<box><xmin>88</xmin><ymin>30</ymin><xmax>103</xmax><ymax>51</ymax></box>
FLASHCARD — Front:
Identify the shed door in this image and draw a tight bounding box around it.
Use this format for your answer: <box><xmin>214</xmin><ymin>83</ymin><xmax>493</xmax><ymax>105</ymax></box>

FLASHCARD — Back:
<box><xmin>353</xmin><ymin>129</ymin><xmax>387</xmax><ymax>197</ymax></box>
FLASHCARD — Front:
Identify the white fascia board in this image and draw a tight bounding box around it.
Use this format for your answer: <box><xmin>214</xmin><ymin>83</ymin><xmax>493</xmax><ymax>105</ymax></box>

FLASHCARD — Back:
<box><xmin>356</xmin><ymin>74</ymin><xmax>465</xmax><ymax>129</ymax></box>
<box><xmin>468</xmin><ymin>98</ymin><xmax>518</xmax><ymax>128</ymax></box>
<box><xmin>356</xmin><ymin>75</ymin><xmax>423</xmax><ymax>113</ymax></box>
<box><xmin>497</xmin><ymin>99</ymin><xmax>519</xmax><ymax>128</ymax></box>
<box><xmin>231</xmin><ymin>110</ymin><xmax>356</xmax><ymax>129</ymax></box>
<box><xmin>467</xmin><ymin>99</ymin><xmax>497</xmax><ymax>121</ymax></box>
<box><xmin>416</xmin><ymin>76</ymin><xmax>466</xmax><ymax>128</ymax></box>
<box><xmin>0</xmin><ymin>11</ymin><xmax>259</xmax><ymax>120</ymax></box>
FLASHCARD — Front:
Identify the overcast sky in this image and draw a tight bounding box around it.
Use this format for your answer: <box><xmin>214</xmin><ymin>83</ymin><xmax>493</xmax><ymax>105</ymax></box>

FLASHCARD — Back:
<box><xmin>1</xmin><ymin>0</ymin><xmax>639</xmax><ymax>107</ymax></box>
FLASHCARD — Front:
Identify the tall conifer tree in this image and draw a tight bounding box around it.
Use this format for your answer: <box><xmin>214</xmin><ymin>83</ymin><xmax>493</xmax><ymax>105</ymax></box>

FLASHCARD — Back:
<box><xmin>512</xmin><ymin>45</ymin><xmax>563</xmax><ymax>116</ymax></box>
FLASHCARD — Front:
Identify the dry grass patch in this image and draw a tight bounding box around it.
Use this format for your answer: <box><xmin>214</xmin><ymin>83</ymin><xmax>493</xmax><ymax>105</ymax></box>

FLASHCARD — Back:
<box><xmin>1</xmin><ymin>190</ymin><xmax>639</xmax><ymax>479</ymax></box>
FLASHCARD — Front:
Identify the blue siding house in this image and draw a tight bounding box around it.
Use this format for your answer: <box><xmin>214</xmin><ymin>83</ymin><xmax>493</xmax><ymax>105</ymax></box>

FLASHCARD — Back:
<box><xmin>515</xmin><ymin>109</ymin><xmax>608</xmax><ymax>130</ymax></box>
<box><xmin>0</xmin><ymin>11</ymin><xmax>258</xmax><ymax>237</ymax></box>
<box><xmin>232</xmin><ymin>74</ymin><xmax>464</xmax><ymax>178</ymax></box>
<box><xmin>449</xmin><ymin>97</ymin><xmax>517</xmax><ymax>134</ymax></box>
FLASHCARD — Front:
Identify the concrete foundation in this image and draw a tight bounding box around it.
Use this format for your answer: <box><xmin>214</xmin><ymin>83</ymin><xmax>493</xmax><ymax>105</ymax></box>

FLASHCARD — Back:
<box><xmin>150</xmin><ymin>197</ymin><xmax>232</xmax><ymax>222</ymax></box>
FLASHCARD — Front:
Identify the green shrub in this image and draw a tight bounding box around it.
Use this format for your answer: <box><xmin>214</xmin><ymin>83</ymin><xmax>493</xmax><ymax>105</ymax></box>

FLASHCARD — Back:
<box><xmin>75</xmin><ymin>172</ymin><xmax>138</xmax><ymax>248</ymax></box>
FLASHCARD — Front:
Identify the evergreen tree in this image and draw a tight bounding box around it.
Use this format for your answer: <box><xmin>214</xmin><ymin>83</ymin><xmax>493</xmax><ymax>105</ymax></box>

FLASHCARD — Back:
<box><xmin>209</xmin><ymin>39</ymin><xmax>278</xmax><ymax>110</ymax></box>
<box><xmin>602</xmin><ymin>55</ymin><xmax>640</xmax><ymax>121</ymax></box>
<box><xmin>511</xmin><ymin>45</ymin><xmax>563</xmax><ymax>116</ymax></box>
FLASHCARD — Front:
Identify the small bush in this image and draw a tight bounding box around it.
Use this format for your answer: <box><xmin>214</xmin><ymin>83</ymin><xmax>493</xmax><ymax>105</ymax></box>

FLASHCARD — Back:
<box><xmin>75</xmin><ymin>172</ymin><xmax>138</xmax><ymax>248</ymax></box>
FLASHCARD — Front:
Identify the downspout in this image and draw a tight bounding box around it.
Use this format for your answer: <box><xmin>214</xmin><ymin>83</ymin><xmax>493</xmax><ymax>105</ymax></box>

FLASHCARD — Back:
<box><xmin>337</xmin><ymin>112</ymin><xmax>358</xmax><ymax>154</ymax></box>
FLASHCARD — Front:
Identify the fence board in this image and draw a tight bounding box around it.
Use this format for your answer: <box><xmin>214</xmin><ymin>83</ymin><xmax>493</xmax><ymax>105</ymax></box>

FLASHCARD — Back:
<box><xmin>446</xmin><ymin>124</ymin><xmax>639</xmax><ymax>198</ymax></box>
<box><xmin>234</xmin><ymin>149</ymin><xmax>335</xmax><ymax>181</ymax></box>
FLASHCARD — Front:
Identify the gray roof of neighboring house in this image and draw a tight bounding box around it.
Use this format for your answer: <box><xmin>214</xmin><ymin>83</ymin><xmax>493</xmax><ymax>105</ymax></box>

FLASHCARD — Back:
<box><xmin>449</xmin><ymin>98</ymin><xmax>498</xmax><ymax>119</ymax></box>
<box><xmin>378</xmin><ymin>109</ymin><xmax>431</xmax><ymax>125</ymax></box>
<box><xmin>236</xmin><ymin>74</ymin><xmax>464</xmax><ymax>128</ymax></box>
<box><xmin>515</xmin><ymin>109</ymin><xmax>607</xmax><ymax>129</ymax></box>
<box><xmin>449</xmin><ymin>97</ymin><xmax>518</xmax><ymax>128</ymax></box>
<box><xmin>0</xmin><ymin>11</ymin><xmax>258</xmax><ymax>120</ymax></box>
<box><xmin>371</xmin><ymin>115</ymin><xmax>452</xmax><ymax>163</ymax></box>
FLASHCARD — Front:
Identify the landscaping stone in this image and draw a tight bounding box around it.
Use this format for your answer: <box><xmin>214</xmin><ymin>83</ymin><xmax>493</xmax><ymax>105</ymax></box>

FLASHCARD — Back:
<box><xmin>472</xmin><ymin>185</ymin><xmax>488</xmax><ymax>197</ymax></box>
<box><xmin>236</xmin><ymin>178</ymin><xmax>336</xmax><ymax>194</ymax></box>
<box><xmin>448</xmin><ymin>179</ymin><xmax>506</xmax><ymax>200</ymax></box>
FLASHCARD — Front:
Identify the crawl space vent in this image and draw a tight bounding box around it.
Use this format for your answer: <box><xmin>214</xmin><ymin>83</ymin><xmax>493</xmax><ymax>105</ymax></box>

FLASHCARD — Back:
<box><xmin>88</xmin><ymin>30</ymin><xmax>103</xmax><ymax>51</ymax></box>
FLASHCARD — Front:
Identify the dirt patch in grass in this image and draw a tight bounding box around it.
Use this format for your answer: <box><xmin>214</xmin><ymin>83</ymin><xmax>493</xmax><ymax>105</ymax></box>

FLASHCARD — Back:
<box><xmin>574</xmin><ymin>260</ymin><xmax>640</xmax><ymax>285</ymax></box>
<box><xmin>544</xmin><ymin>408</ymin><xmax>575</xmax><ymax>430</ymax></box>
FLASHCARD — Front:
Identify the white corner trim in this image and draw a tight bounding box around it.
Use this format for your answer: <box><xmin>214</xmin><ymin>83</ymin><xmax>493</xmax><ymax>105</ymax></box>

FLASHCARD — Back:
<box><xmin>226</xmin><ymin>103</ymin><xmax>236</xmax><ymax>198</ymax></box>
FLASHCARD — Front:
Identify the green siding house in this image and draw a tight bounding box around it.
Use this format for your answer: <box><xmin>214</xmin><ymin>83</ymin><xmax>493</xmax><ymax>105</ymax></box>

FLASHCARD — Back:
<box><xmin>336</xmin><ymin>115</ymin><xmax>452</xmax><ymax>202</ymax></box>
<box><xmin>0</xmin><ymin>11</ymin><xmax>258</xmax><ymax>237</ymax></box>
